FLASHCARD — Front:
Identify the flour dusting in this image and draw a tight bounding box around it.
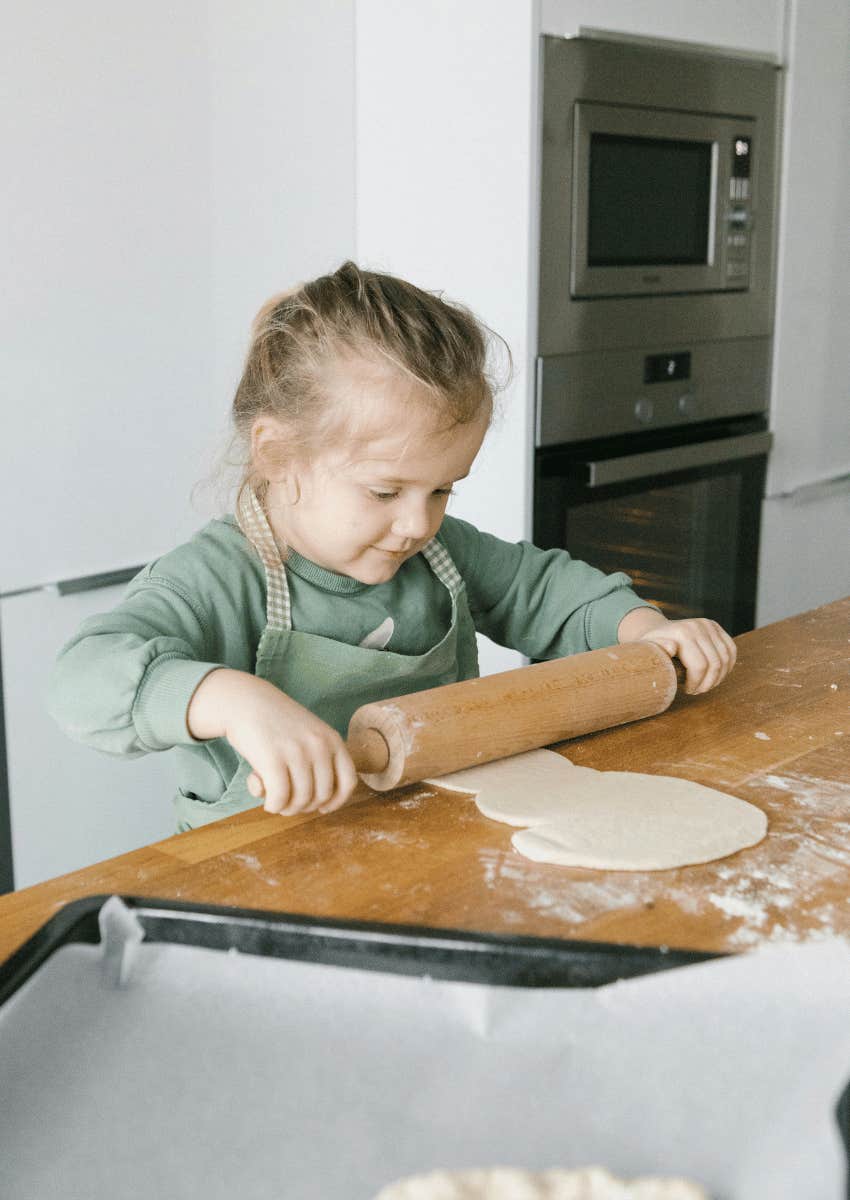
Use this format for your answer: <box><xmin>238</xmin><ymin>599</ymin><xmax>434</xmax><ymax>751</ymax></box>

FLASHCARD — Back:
<box><xmin>363</xmin><ymin>830</ymin><xmax>409</xmax><ymax>846</ymax></box>
<box><xmin>232</xmin><ymin>852</ymin><xmax>261</xmax><ymax>870</ymax></box>
<box><xmin>477</xmin><ymin>847</ymin><xmax>645</xmax><ymax>926</ymax></box>
<box><xmin>472</xmin><ymin>766</ymin><xmax>850</xmax><ymax>950</ymax></box>
<box><xmin>228</xmin><ymin>851</ymin><xmax>281</xmax><ymax>888</ymax></box>
<box><xmin>398</xmin><ymin>794</ymin><xmax>431</xmax><ymax>810</ymax></box>
<box><xmin>379</xmin><ymin>703</ymin><xmax>419</xmax><ymax>754</ymax></box>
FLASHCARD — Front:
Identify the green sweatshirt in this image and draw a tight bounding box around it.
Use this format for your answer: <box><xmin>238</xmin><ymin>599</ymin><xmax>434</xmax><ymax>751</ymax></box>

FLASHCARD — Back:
<box><xmin>48</xmin><ymin>513</ymin><xmax>653</xmax><ymax>807</ymax></box>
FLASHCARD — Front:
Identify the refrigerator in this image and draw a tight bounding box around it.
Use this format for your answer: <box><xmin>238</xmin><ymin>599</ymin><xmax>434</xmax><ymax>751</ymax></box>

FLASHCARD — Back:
<box><xmin>0</xmin><ymin>3</ymin><xmax>216</xmax><ymax>890</ymax></box>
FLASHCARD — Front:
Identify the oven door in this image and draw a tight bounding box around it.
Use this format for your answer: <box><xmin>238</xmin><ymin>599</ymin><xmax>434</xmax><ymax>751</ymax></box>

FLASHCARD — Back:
<box><xmin>533</xmin><ymin>423</ymin><xmax>772</xmax><ymax>636</ymax></box>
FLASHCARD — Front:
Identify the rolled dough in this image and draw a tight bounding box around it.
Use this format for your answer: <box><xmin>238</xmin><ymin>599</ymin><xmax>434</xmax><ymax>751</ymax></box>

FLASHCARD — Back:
<box><xmin>373</xmin><ymin>1165</ymin><xmax>707</xmax><ymax>1199</ymax></box>
<box><xmin>426</xmin><ymin>749</ymin><xmax>766</xmax><ymax>871</ymax></box>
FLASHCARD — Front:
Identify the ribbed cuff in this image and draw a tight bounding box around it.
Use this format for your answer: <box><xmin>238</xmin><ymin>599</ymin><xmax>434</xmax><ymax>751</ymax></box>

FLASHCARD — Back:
<box><xmin>585</xmin><ymin>592</ymin><xmax>661</xmax><ymax>650</ymax></box>
<box><xmin>133</xmin><ymin>656</ymin><xmax>224</xmax><ymax>750</ymax></box>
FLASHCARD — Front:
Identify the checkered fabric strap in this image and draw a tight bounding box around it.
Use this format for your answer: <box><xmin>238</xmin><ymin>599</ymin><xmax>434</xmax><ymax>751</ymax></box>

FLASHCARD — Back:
<box><xmin>236</xmin><ymin>487</ymin><xmax>463</xmax><ymax>631</ymax></box>
<box><xmin>236</xmin><ymin>487</ymin><xmax>291</xmax><ymax>631</ymax></box>
<box><xmin>421</xmin><ymin>537</ymin><xmax>464</xmax><ymax>597</ymax></box>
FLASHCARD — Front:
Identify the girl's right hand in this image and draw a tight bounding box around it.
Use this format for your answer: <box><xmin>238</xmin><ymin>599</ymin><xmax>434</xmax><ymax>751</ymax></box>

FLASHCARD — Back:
<box><xmin>187</xmin><ymin>669</ymin><xmax>359</xmax><ymax>816</ymax></box>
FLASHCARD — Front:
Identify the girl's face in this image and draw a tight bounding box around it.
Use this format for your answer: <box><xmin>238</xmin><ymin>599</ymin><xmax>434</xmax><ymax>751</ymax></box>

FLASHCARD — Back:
<box><xmin>261</xmin><ymin>360</ymin><xmax>489</xmax><ymax>585</ymax></box>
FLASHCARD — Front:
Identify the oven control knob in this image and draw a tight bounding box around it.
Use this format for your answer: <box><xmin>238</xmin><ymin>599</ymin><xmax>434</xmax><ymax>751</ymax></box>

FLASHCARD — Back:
<box><xmin>677</xmin><ymin>392</ymin><xmax>697</xmax><ymax>416</ymax></box>
<box><xmin>634</xmin><ymin>397</ymin><xmax>654</xmax><ymax>424</ymax></box>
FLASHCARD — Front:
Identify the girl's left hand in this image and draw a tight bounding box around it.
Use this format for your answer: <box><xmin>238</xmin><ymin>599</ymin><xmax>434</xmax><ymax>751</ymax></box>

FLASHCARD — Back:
<box><xmin>617</xmin><ymin>608</ymin><xmax>737</xmax><ymax>695</ymax></box>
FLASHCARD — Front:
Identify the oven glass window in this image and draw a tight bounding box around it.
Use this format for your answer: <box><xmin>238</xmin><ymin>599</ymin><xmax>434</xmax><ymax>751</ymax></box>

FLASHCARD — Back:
<box><xmin>588</xmin><ymin>134</ymin><xmax>713</xmax><ymax>267</ymax></box>
<box><xmin>564</xmin><ymin>476</ymin><xmax>742</xmax><ymax>629</ymax></box>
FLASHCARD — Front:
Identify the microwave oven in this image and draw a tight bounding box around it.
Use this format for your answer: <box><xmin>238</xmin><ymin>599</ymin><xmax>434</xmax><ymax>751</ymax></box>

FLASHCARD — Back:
<box><xmin>572</xmin><ymin>102</ymin><xmax>755</xmax><ymax>299</ymax></box>
<box><xmin>538</xmin><ymin>37</ymin><xmax>782</xmax><ymax>356</ymax></box>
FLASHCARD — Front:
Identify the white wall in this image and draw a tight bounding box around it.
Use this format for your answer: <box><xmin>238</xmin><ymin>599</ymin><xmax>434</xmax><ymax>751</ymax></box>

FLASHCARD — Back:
<box><xmin>206</xmin><ymin>1</ymin><xmax>356</xmax><ymax>499</ymax></box>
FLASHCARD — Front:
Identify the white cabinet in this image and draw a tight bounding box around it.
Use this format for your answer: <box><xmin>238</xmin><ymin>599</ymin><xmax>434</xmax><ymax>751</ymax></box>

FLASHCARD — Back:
<box><xmin>756</xmin><ymin>0</ymin><xmax>850</xmax><ymax>621</ymax></box>
<box><xmin>757</xmin><ymin>488</ymin><xmax>850</xmax><ymax>626</ymax></box>
<box><xmin>540</xmin><ymin>0</ymin><xmax>784</xmax><ymax>59</ymax></box>
<box><xmin>1</xmin><ymin>585</ymin><xmax>176</xmax><ymax>891</ymax></box>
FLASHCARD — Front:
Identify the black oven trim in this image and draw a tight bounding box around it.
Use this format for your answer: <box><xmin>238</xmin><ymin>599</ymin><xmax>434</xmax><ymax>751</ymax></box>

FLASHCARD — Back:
<box><xmin>535</xmin><ymin>414</ymin><xmax>769</xmax><ymax>476</ymax></box>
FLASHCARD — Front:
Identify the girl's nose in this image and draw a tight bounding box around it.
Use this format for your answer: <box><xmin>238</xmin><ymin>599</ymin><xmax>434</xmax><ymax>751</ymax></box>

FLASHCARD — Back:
<box><xmin>391</xmin><ymin>501</ymin><xmax>432</xmax><ymax>540</ymax></box>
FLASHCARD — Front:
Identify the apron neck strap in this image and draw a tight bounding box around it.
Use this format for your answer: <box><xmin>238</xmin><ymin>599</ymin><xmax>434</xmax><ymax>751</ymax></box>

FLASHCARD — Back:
<box><xmin>237</xmin><ymin>486</ymin><xmax>464</xmax><ymax>631</ymax></box>
<box><xmin>236</xmin><ymin>486</ymin><xmax>291</xmax><ymax>631</ymax></box>
<box><xmin>420</xmin><ymin>538</ymin><xmax>464</xmax><ymax>598</ymax></box>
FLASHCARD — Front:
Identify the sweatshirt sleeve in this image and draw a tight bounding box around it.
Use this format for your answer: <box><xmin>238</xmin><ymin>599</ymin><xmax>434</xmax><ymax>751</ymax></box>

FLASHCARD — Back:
<box><xmin>47</xmin><ymin>570</ymin><xmax>226</xmax><ymax>756</ymax></box>
<box><xmin>437</xmin><ymin>515</ymin><xmax>659</xmax><ymax>659</ymax></box>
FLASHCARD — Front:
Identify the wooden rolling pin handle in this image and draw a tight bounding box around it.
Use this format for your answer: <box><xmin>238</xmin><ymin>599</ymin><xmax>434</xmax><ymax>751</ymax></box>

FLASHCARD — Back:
<box><xmin>347</xmin><ymin>726</ymin><xmax>391</xmax><ymax>776</ymax></box>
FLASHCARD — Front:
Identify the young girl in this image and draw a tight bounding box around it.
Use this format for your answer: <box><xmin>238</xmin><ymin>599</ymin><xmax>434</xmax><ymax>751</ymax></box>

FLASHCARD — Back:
<box><xmin>49</xmin><ymin>261</ymin><xmax>736</xmax><ymax>831</ymax></box>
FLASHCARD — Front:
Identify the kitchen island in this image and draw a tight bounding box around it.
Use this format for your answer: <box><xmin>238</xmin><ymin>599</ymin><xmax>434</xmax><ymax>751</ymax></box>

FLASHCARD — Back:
<box><xmin>1</xmin><ymin>597</ymin><xmax>848</xmax><ymax>965</ymax></box>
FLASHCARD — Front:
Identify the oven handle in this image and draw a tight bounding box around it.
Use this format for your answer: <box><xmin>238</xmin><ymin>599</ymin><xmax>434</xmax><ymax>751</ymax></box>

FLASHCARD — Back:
<box><xmin>582</xmin><ymin>431</ymin><xmax>773</xmax><ymax>487</ymax></box>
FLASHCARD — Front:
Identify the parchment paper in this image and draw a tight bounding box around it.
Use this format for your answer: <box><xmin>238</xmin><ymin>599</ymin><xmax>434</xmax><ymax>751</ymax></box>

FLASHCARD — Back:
<box><xmin>2</xmin><ymin>898</ymin><xmax>849</xmax><ymax>1200</ymax></box>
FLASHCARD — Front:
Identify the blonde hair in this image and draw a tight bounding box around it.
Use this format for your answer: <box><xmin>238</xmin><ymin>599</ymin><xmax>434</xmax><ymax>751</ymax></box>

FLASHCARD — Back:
<box><xmin>230</xmin><ymin>261</ymin><xmax>509</xmax><ymax>505</ymax></box>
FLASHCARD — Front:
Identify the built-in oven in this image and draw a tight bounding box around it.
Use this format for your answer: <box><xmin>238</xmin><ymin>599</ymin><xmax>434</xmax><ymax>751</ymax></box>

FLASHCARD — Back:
<box><xmin>535</xmin><ymin>35</ymin><xmax>783</xmax><ymax>634</ymax></box>
<box><xmin>534</xmin><ymin>416</ymin><xmax>771</xmax><ymax>636</ymax></box>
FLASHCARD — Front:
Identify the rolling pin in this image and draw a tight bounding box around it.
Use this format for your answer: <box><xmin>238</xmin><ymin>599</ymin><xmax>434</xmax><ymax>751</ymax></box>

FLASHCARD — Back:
<box><xmin>346</xmin><ymin>640</ymin><xmax>678</xmax><ymax>791</ymax></box>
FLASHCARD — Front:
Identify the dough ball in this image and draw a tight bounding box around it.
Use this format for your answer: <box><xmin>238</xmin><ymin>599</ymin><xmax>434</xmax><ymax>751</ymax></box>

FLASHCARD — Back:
<box><xmin>373</xmin><ymin>1165</ymin><xmax>708</xmax><ymax>1199</ymax></box>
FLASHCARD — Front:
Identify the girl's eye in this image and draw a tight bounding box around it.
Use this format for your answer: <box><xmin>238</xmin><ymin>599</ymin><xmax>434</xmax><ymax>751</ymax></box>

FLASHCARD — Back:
<box><xmin>368</xmin><ymin>487</ymin><xmax>455</xmax><ymax>502</ymax></box>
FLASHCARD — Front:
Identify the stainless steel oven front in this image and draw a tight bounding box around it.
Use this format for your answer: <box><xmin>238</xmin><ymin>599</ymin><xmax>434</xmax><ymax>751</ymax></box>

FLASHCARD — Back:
<box><xmin>538</xmin><ymin>36</ymin><xmax>782</xmax><ymax>353</ymax></box>
<box><xmin>534</xmin><ymin>416</ymin><xmax>772</xmax><ymax>636</ymax></box>
<box><xmin>535</xmin><ymin>35</ymin><xmax>782</xmax><ymax>634</ymax></box>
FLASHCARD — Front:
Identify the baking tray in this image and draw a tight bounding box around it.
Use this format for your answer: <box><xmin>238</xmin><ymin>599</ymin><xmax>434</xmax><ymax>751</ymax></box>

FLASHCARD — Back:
<box><xmin>0</xmin><ymin>892</ymin><xmax>720</xmax><ymax>1006</ymax></box>
<box><xmin>2</xmin><ymin>895</ymin><xmax>849</xmax><ymax>1200</ymax></box>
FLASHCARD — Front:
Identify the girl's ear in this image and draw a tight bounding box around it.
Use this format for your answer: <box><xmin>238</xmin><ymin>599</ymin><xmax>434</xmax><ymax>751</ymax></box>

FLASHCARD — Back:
<box><xmin>251</xmin><ymin>416</ymin><xmax>290</xmax><ymax>483</ymax></box>
<box><xmin>251</xmin><ymin>416</ymin><xmax>301</xmax><ymax>504</ymax></box>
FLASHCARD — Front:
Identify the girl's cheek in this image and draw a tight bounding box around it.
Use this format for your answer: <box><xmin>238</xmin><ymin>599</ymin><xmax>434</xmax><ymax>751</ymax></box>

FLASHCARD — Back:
<box><xmin>344</xmin><ymin>505</ymin><xmax>372</xmax><ymax>534</ymax></box>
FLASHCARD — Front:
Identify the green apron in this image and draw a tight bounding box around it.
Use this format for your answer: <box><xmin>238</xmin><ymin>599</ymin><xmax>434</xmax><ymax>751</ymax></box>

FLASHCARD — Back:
<box><xmin>174</xmin><ymin>487</ymin><xmax>480</xmax><ymax>830</ymax></box>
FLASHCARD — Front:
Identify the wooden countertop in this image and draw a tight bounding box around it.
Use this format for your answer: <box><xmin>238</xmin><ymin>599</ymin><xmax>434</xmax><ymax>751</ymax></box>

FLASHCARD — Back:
<box><xmin>1</xmin><ymin>598</ymin><xmax>848</xmax><ymax>965</ymax></box>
